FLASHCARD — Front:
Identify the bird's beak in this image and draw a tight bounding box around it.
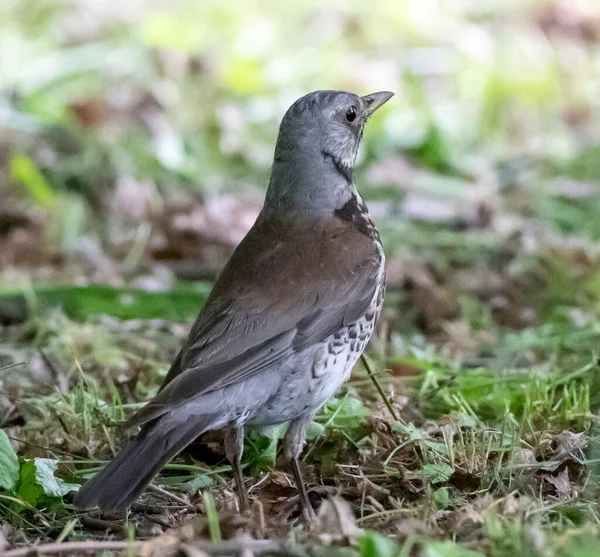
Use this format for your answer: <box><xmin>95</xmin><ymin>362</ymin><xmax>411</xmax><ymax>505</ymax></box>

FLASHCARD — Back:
<box><xmin>361</xmin><ymin>91</ymin><xmax>394</xmax><ymax>118</ymax></box>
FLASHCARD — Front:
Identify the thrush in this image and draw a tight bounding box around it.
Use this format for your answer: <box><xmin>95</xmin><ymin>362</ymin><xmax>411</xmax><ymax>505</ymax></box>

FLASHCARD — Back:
<box><xmin>74</xmin><ymin>89</ymin><xmax>393</xmax><ymax>517</ymax></box>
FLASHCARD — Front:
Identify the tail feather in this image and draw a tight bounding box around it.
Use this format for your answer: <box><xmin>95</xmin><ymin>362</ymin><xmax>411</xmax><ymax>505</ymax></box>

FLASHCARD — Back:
<box><xmin>74</xmin><ymin>415</ymin><xmax>216</xmax><ymax>511</ymax></box>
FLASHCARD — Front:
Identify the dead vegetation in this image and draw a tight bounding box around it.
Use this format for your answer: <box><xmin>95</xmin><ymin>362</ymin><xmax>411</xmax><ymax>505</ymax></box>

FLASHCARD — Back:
<box><xmin>3</xmin><ymin>1</ymin><xmax>600</xmax><ymax>555</ymax></box>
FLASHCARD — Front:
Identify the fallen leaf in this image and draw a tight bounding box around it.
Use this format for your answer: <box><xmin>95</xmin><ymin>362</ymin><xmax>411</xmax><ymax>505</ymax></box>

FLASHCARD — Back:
<box><xmin>310</xmin><ymin>497</ymin><xmax>361</xmax><ymax>545</ymax></box>
<box><xmin>545</xmin><ymin>468</ymin><xmax>570</xmax><ymax>497</ymax></box>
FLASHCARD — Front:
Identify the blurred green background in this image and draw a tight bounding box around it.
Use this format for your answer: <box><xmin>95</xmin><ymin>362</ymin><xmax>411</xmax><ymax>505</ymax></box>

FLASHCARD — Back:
<box><xmin>4</xmin><ymin>3</ymin><xmax>600</xmax><ymax>553</ymax></box>
<box><xmin>2</xmin><ymin>0</ymin><xmax>600</xmax><ymax>293</ymax></box>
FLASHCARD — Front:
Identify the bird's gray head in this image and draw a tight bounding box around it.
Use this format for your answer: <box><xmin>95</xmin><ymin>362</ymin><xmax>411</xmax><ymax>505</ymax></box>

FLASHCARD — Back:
<box><xmin>263</xmin><ymin>90</ymin><xmax>393</xmax><ymax>219</ymax></box>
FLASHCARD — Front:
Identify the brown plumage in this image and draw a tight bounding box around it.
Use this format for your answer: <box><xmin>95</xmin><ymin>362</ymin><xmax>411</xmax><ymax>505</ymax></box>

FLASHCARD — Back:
<box><xmin>74</xmin><ymin>89</ymin><xmax>392</xmax><ymax>517</ymax></box>
<box><xmin>129</xmin><ymin>216</ymin><xmax>383</xmax><ymax>428</ymax></box>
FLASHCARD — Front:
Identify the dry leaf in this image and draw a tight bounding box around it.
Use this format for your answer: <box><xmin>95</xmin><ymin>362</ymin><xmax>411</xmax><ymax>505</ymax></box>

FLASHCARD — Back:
<box><xmin>310</xmin><ymin>497</ymin><xmax>361</xmax><ymax>545</ymax></box>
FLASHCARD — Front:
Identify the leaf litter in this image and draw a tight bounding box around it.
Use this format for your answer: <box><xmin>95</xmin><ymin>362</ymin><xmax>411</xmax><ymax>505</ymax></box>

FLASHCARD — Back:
<box><xmin>3</xmin><ymin>1</ymin><xmax>600</xmax><ymax>555</ymax></box>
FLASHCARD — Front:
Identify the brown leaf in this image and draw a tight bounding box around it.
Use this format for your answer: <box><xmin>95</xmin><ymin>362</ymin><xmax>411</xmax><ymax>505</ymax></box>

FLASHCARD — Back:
<box><xmin>310</xmin><ymin>497</ymin><xmax>361</xmax><ymax>545</ymax></box>
<box><xmin>545</xmin><ymin>468</ymin><xmax>570</xmax><ymax>497</ymax></box>
<box><xmin>399</xmin><ymin>466</ymin><xmax>426</xmax><ymax>494</ymax></box>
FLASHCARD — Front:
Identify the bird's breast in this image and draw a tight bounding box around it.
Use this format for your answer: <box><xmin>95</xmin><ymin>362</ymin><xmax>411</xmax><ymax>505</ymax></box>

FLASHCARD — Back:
<box><xmin>333</xmin><ymin>191</ymin><xmax>382</xmax><ymax>243</ymax></box>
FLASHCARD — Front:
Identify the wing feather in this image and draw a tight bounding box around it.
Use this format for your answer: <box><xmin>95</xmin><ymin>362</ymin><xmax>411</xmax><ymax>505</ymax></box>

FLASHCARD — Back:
<box><xmin>126</xmin><ymin>217</ymin><xmax>382</xmax><ymax>428</ymax></box>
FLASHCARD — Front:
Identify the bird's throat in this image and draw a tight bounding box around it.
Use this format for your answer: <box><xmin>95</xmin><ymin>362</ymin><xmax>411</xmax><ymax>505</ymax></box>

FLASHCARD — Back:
<box><xmin>321</xmin><ymin>149</ymin><xmax>354</xmax><ymax>184</ymax></box>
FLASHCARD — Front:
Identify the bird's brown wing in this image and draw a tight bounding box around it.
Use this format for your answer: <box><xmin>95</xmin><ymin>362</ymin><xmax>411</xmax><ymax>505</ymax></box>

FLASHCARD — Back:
<box><xmin>126</xmin><ymin>216</ymin><xmax>382</xmax><ymax>428</ymax></box>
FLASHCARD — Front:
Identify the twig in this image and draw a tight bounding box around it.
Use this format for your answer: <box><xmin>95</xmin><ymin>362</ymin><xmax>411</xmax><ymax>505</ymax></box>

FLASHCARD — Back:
<box><xmin>81</xmin><ymin>516</ymin><xmax>130</xmax><ymax>536</ymax></box>
<box><xmin>7</xmin><ymin>436</ymin><xmax>79</xmax><ymax>459</ymax></box>
<box><xmin>360</xmin><ymin>354</ymin><xmax>398</xmax><ymax>421</ymax></box>
<box><xmin>4</xmin><ymin>538</ymin><xmax>307</xmax><ymax>557</ymax></box>
<box><xmin>131</xmin><ymin>502</ymin><xmax>176</xmax><ymax>514</ymax></box>
<box><xmin>148</xmin><ymin>484</ymin><xmax>191</xmax><ymax>507</ymax></box>
<box><xmin>0</xmin><ymin>361</ymin><xmax>26</xmax><ymax>377</ymax></box>
<box><xmin>4</xmin><ymin>540</ymin><xmax>142</xmax><ymax>557</ymax></box>
<box><xmin>187</xmin><ymin>539</ymin><xmax>307</xmax><ymax>556</ymax></box>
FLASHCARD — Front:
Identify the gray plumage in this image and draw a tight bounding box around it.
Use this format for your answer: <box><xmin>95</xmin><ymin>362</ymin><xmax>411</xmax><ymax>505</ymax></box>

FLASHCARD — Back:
<box><xmin>74</xmin><ymin>89</ymin><xmax>393</xmax><ymax>515</ymax></box>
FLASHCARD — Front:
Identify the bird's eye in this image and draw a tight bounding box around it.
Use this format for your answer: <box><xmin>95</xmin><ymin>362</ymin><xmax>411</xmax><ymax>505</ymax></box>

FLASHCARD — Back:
<box><xmin>345</xmin><ymin>106</ymin><xmax>357</xmax><ymax>122</ymax></box>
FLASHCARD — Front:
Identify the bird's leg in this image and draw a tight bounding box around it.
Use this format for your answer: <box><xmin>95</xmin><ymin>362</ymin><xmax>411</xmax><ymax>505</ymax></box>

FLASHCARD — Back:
<box><xmin>281</xmin><ymin>415</ymin><xmax>316</xmax><ymax>520</ymax></box>
<box><xmin>290</xmin><ymin>455</ymin><xmax>315</xmax><ymax>520</ymax></box>
<box><xmin>224</xmin><ymin>426</ymin><xmax>248</xmax><ymax>511</ymax></box>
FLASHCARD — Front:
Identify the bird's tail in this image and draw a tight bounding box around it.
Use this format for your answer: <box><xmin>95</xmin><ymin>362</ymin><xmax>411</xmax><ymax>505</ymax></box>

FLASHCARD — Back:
<box><xmin>74</xmin><ymin>414</ymin><xmax>217</xmax><ymax>511</ymax></box>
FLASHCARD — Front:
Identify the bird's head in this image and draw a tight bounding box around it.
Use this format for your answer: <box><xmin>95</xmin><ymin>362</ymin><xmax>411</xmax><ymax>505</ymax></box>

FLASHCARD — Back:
<box><xmin>264</xmin><ymin>89</ymin><xmax>393</xmax><ymax>218</ymax></box>
<box><xmin>274</xmin><ymin>90</ymin><xmax>394</xmax><ymax>180</ymax></box>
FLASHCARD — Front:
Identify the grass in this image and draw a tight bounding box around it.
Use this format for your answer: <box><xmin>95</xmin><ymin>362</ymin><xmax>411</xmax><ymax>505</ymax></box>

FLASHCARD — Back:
<box><xmin>3</xmin><ymin>1</ymin><xmax>600</xmax><ymax>555</ymax></box>
<box><xmin>3</xmin><ymin>181</ymin><xmax>600</xmax><ymax>556</ymax></box>
<box><xmin>3</xmin><ymin>182</ymin><xmax>600</xmax><ymax>557</ymax></box>
<box><xmin>2</xmin><ymin>213</ymin><xmax>600</xmax><ymax>556</ymax></box>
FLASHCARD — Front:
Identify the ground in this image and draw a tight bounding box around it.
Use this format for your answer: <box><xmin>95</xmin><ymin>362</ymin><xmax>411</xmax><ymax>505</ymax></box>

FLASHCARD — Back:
<box><xmin>2</xmin><ymin>1</ymin><xmax>600</xmax><ymax>556</ymax></box>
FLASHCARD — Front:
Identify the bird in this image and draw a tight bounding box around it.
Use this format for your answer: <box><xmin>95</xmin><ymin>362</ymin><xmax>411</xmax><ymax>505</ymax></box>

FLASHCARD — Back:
<box><xmin>74</xmin><ymin>89</ymin><xmax>393</xmax><ymax>518</ymax></box>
